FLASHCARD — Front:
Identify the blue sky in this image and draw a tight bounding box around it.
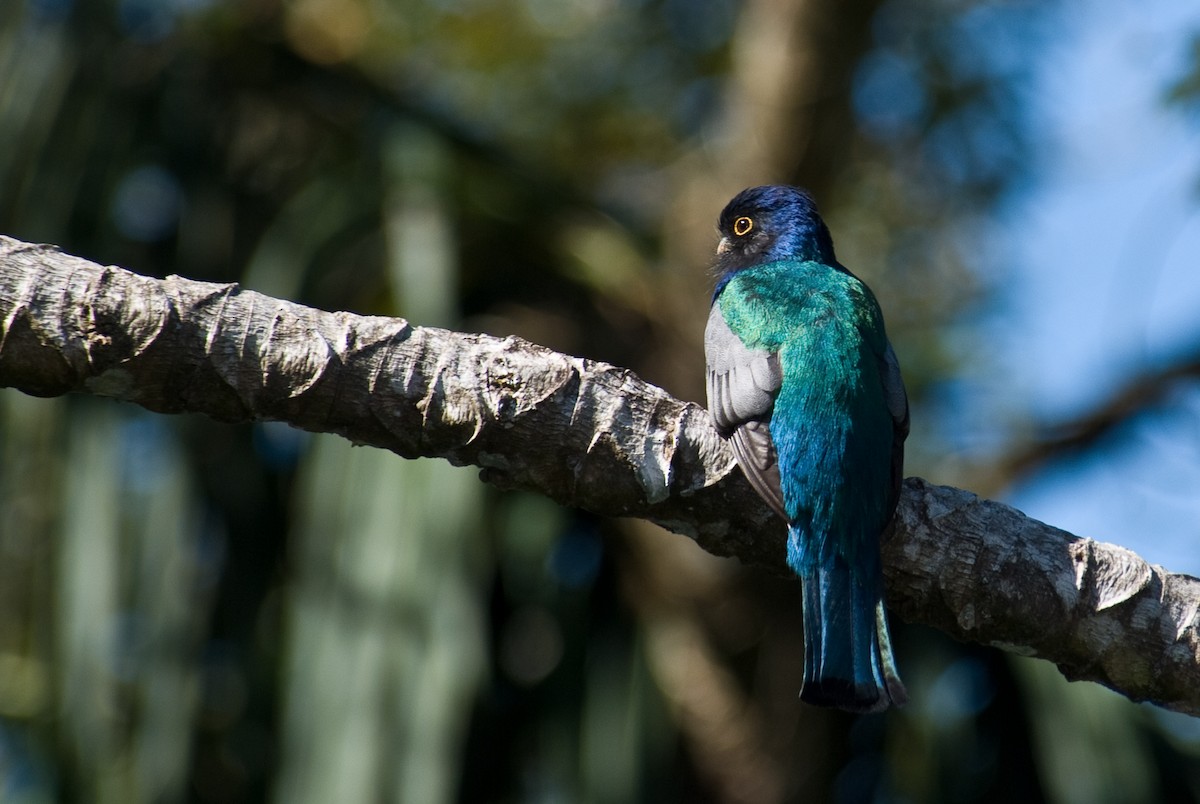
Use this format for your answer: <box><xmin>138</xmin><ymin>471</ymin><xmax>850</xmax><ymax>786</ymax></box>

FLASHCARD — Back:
<box><xmin>1001</xmin><ymin>0</ymin><xmax>1200</xmax><ymax>574</ymax></box>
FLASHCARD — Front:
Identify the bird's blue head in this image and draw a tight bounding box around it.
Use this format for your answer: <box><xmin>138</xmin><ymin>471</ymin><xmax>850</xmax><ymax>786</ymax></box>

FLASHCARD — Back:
<box><xmin>712</xmin><ymin>185</ymin><xmax>837</xmax><ymax>293</ymax></box>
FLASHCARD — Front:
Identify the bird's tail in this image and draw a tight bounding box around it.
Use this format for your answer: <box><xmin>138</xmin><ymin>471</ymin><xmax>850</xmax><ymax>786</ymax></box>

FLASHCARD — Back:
<box><xmin>797</xmin><ymin>543</ymin><xmax>906</xmax><ymax>713</ymax></box>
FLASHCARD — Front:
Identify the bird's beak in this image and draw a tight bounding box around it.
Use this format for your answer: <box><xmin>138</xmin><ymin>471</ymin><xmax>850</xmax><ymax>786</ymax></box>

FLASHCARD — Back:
<box><xmin>716</xmin><ymin>236</ymin><xmax>731</xmax><ymax>255</ymax></box>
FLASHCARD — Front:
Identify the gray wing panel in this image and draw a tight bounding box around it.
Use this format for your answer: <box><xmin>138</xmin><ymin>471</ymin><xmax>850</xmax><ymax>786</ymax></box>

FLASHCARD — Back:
<box><xmin>704</xmin><ymin>304</ymin><xmax>787</xmax><ymax>519</ymax></box>
<box><xmin>704</xmin><ymin>304</ymin><xmax>781</xmax><ymax>434</ymax></box>
<box><xmin>730</xmin><ymin>420</ymin><xmax>786</xmax><ymax>519</ymax></box>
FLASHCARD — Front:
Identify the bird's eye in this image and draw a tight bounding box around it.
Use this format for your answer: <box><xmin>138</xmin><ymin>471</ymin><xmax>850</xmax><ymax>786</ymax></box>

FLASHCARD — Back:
<box><xmin>733</xmin><ymin>216</ymin><xmax>754</xmax><ymax>236</ymax></box>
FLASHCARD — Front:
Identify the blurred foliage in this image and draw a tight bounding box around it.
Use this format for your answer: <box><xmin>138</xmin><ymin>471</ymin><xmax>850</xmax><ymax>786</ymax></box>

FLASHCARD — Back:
<box><xmin>1166</xmin><ymin>33</ymin><xmax>1200</xmax><ymax>115</ymax></box>
<box><xmin>2</xmin><ymin>0</ymin><xmax>1200</xmax><ymax>802</ymax></box>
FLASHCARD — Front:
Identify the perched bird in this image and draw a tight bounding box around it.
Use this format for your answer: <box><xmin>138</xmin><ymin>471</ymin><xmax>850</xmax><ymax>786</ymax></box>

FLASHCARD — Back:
<box><xmin>704</xmin><ymin>185</ymin><xmax>909</xmax><ymax>713</ymax></box>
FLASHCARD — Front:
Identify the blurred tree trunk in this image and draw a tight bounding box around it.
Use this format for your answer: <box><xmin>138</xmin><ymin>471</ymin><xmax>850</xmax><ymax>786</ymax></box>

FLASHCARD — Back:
<box><xmin>273</xmin><ymin>126</ymin><xmax>487</xmax><ymax>804</ymax></box>
<box><xmin>274</xmin><ymin>437</ymin><xmax>486</xmax><ymax>804</ymax></box>
<box><xmin>54</xmin><ymin>402</ymin><xmax>207</xmax><ymax>803</ymax></box>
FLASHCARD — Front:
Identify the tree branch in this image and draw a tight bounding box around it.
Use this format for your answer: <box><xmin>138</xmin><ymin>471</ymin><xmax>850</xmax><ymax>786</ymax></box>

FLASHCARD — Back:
<box><xmin>1001</xmin><ymin>352</ymin><xmax>1200</xmax><ymax>478</ymax></box>
<box><xmin>2</xmin><ymin>234</ymin><xmax>1198</xmax><ymax>717</ymax></box>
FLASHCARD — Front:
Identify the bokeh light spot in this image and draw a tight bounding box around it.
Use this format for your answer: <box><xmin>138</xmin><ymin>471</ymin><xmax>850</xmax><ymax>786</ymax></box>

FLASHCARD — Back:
<box><xmin>499</xmin><ymin>606</ymin><xmax>564</xmax><ymax>686</ymax></box>
<box><xmin>110</xmin><ymin>164</ymin><xmax>183</xmax><ymax>243</ymax></box>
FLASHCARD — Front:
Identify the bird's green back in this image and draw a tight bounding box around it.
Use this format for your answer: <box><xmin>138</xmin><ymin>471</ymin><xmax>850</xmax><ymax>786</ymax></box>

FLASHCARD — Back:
<box><xmin>715</xmin><ymin>259</ymin><xmax>894</xmax><ymax>575</ymax></box>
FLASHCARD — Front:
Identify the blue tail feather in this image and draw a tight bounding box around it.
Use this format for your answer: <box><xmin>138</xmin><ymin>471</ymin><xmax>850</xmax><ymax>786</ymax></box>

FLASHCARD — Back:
<box><xmin>796</xmin><ymin>537</ymin><xmax>906</xmax><ymax>713</ymax></box>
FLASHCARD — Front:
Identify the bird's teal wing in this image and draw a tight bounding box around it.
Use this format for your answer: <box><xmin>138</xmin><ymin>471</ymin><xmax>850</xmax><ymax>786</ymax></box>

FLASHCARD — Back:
<box><xmin>704</xmin><ymin>302</ymin><xmax>786</xmax><ymax>519</ymax></box>
<box><xmin>878</xmin><ymin>339</ymin><xmax>909</xmax><ymax>519</ymax></box>
<box><xmin>879</xmin><ymin>340</ymin><xmax>908</xmax><ymax>431</ymax></box>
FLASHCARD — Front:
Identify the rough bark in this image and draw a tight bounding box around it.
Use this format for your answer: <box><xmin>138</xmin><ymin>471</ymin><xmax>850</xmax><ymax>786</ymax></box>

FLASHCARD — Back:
<box><xmin>1</xmin><ymin>234</ymin><xmax>1198</xmax><ymax>717</ymax></box>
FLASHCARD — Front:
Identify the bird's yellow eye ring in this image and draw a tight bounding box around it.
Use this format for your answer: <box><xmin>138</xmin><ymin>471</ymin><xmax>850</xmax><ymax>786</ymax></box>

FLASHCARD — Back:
<box><xmin>733</xmin><ymin>216</ymin><xmax>754</xmax><ymax>236</ymax></box>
